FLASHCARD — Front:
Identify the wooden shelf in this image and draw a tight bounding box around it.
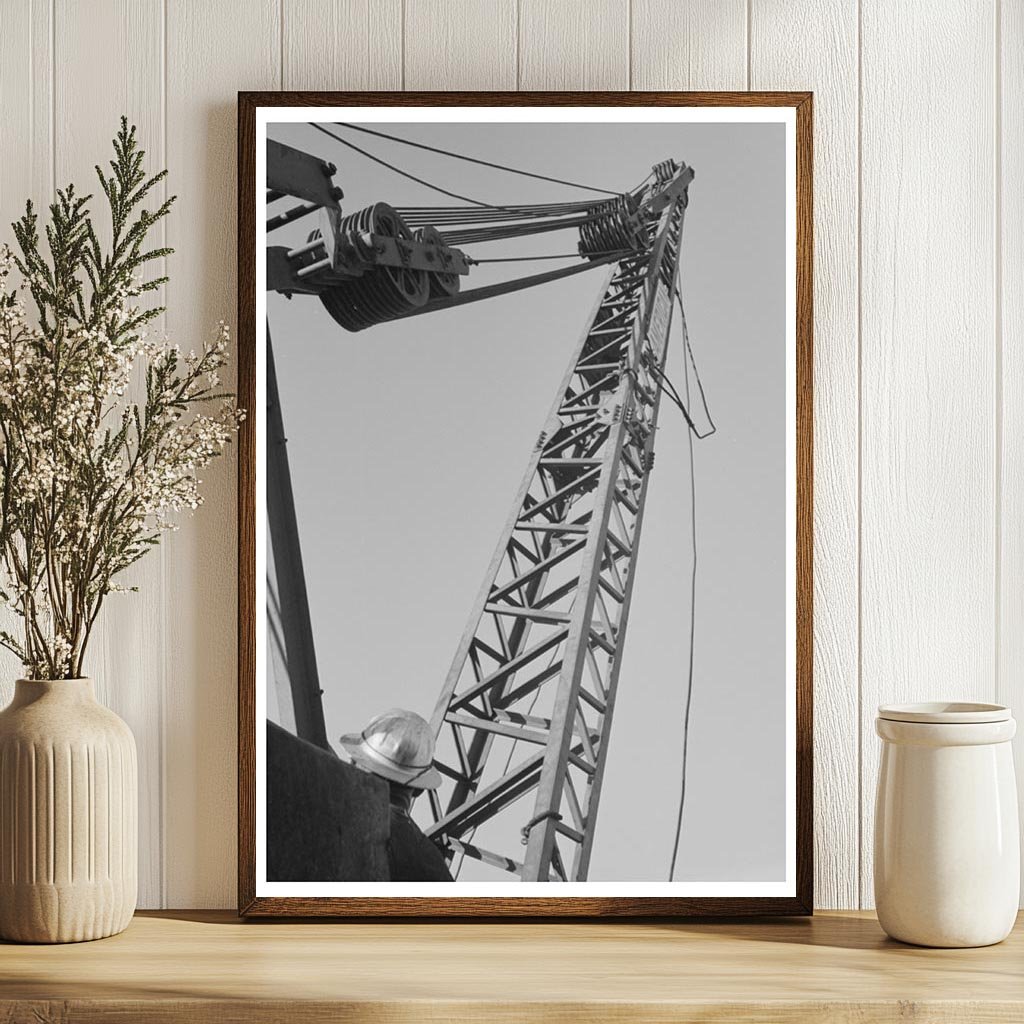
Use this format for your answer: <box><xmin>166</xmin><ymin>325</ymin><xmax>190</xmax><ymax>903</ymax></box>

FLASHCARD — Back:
<box><xmin>2</xmin><ymin>910</ymin><xmax>1022</xmax><ymax>1022</ymax></box>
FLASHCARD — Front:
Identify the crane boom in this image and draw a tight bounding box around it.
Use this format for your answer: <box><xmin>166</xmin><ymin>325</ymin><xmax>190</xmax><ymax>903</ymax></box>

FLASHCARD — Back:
<box><xmin>265</xmin><ymin>138</ymin><xmax>699</xmax><ymax>882</ymax></box>
<box><xmin>425</xmin><ymin>165</ymin><xmax>692</xmax><ymax>881</ymax></box>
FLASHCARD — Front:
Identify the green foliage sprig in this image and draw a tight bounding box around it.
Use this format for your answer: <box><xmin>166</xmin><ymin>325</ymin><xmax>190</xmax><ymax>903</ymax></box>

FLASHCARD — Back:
<box><xmin>0</xmin><ymin>118</ymin><xmax>241</xmax><ymax>679</ymax></box>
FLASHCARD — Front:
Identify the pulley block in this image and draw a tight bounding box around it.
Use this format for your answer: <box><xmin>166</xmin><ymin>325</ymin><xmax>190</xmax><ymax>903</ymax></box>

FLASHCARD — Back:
<box><xmin>578</xmin><ymin>195</ymin><xmax>650</xmax><ymax>260</ymax></box>
<box><xmin>317</xmin><ymin>203</ymin><xmax>430</xmax><ymax>331</ymax></box>
<box><xmin>416</xmin><ymin>225</ymin><xmax>461</xmax><ymax>299</ymax></box>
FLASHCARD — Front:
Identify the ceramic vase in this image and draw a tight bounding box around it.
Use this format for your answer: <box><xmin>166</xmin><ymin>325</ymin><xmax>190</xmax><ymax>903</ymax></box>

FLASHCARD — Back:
<box><xmin>0</xmin><ymin>678</ymin><xmax>137</xmax><ymax>942</ymax></box>
<box><xmin>874</xmin><ymin>701</ymin><xmax>1019</xmax><ymax>948</ymax></box>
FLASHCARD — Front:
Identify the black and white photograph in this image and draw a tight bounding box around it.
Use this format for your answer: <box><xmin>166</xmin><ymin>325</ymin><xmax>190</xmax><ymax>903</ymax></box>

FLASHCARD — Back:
<box><xmin>245</xmin><ymin>99</ymin><xmax>809</xmax><ymax>912</ymax></box>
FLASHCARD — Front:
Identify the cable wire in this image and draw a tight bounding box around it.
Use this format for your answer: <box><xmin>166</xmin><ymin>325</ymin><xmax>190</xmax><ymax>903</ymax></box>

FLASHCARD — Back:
<box><xmin>645</xmin><ymin>289</ymin><xmax>717</xmax><ymax>439</ymax></box>
<box><xmin>331</xmin><ymin>121</ymin><xmax>623</xmax><ymax>196</ymax></box>
<box><xmin>668</xmin><ymin>269</ymin><xmax>701</xmax><ymax>883</ymax></box>
<box><xmin>399</xmin><ymin>200</ymin><xmax>600</xmax><ymax>222</ymax></box>
<box><xmin>440</xmin><ymin>210</ymin><xmax>610</xmax><ymax>246</ymax></box>
<box><xmin>310</xmin><ymin>123</ymin><xmax>517</xmax><ymax>210</ymax></box>
<box><xmin>674</xmin><ymin>287</ymin><xmax>717</xmax><ymax>438</ymax></box>
<box><xmin>469</xmin><ymin>250</ymin><xmax>629</xmax><ymax>264</ymax></box>
<box><xmin>647</xmin><ymin>361</ymin><xmax>700</xmax><ymax>433</ymax></box>
<box><xmin>629</xmin><ymin>171</ymin><xmax>655</xmax><ymax>195</ymax></box>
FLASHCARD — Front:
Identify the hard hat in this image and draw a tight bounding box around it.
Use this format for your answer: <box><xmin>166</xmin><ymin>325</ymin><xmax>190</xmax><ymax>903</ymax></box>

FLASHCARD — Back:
<box><xmin>340</xmin><ymin>709</ymin><xmax>442</xmax><ymax>790</ymax></box>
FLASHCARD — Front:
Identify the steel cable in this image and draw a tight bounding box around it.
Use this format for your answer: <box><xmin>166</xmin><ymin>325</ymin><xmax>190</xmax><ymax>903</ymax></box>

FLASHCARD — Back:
<box><xmin>330</xmin><ymin>121</ymin><xmax>623</xmax><ymax>196</ymax></box>
<box><xmin>310</xmin><ymin>123</ymin><xmax>519</xmax><ymax>210</ymax></box>
<box><xmin>468</xmin><ymin>250</ymin><xmax>630</xmax><ymax>264</ymax></box>
<box><xmin>398</xmin><ymin>204</ymin><xmax>600</xmax><ymax>227</ymax></box>
<box><xmin>673</xmin><ymin>288</ymin><xmax>716</xmax><ymax>438</ymax></box>
<box><xmin>441</xmin><ymin>215</ymin><xmax>599</xmax><ymax>246</ymax></box>
<box><xmin>667</xmin><ymin>275</ymin><xmax>713</xmax><ymax>882</ymax></box>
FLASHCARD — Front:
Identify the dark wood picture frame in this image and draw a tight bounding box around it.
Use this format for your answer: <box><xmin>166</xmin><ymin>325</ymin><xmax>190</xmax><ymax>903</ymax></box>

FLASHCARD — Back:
<box><xmin>238</xmin><ymin>91</ymin><xmax>813</xmax><ymax>917</ymax></box>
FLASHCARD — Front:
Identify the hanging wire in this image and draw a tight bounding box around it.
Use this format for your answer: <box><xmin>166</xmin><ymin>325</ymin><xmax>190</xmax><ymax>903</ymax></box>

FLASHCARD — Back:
<box><xmin>309</xmin><ymin>123</ymin><xmax>518</xmax><ymax>211</ymax></box>
<box><xmin>644</xmin><ymin>358</ymin><xmax>716</xmax><ymax>439</ymax></box>
<box><xmin>641</xmin><ymin>289</ymin><xmax>716</xmax><ymax>439</ymax></box>
<box><xmin>646</xmin><ymin>361</ymin><xmax>700</xmax><ymax>433</ymax></box>
<box><xmin>330</xmin><ymin>121</ymin><xmax>623</xmax><ymax>196</ymax></box>
<box><xmin>674</xmin><ymin>287</ymin><xmax>716</xmax><ymax>438</ymax></box>
<box><xmin>667</xmin><ymin>268</ymin><xmax>700</xmax><ymax>884</ymax></box>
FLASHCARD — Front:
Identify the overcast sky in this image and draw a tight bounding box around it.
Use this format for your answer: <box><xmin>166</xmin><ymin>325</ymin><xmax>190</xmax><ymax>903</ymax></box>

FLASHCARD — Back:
<box><xmin>266</xmin><ymin>118</ymin><xmax>787</xmax><ymax>883</ymax></box>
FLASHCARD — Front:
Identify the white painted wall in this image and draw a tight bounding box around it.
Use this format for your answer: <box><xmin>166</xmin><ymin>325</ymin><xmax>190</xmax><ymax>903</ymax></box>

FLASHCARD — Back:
<box><xmin>0</xmin><ymin>0</ymin><xmax>1016</xmax><ymax>910</ymax></box>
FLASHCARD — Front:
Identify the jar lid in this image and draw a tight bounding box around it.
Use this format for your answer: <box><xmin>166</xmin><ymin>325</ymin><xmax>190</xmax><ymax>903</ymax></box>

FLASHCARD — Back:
<box><xmin>877</xmin><ymin>701</ymin><xmax>1011</xmax><ymax>724</ymax></box>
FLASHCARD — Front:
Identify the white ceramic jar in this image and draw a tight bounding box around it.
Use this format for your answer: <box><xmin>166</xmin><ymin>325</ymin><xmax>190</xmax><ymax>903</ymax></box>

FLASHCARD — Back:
<box><xmin>874</xmin><ymin>702</ymin><xmax>1019</xmax><ymax>948</ymax></box>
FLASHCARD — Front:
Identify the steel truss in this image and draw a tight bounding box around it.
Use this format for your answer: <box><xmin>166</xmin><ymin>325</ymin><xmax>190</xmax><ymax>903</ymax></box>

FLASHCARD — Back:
<box><xmin>426</xmin><ymin>182</ymin><xmax>690</xmax><ymax>882</ymax></box>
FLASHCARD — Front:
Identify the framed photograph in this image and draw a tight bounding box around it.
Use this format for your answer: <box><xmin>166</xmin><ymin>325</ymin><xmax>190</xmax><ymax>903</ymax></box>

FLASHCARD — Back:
<box><xmin>238</xmin><ymin>91</ymin><xmax>812</xmax><ymax>916</ymax></box>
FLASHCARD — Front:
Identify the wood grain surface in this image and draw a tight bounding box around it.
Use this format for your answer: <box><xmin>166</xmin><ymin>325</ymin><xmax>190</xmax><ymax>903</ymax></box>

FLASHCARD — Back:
<box><xmin>1</xmin><ymin>910</ymin><xmax>1023</xmax><ymax>1023</ymax></box>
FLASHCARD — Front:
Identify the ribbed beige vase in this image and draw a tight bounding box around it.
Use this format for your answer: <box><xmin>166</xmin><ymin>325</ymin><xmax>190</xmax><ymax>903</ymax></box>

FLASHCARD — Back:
<box><xmin>0</xmin><ymin>678</ymin><xmax>137</xmax><ymax>942</ymax></box>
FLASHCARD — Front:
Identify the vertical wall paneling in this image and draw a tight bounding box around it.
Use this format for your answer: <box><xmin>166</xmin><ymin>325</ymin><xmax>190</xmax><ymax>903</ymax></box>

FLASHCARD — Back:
<box><xmin>999</xmin><ymin>0</ymin><xmax>1024</xmax><ymax>897</ymax></box>
<box><xmin>0</xmin><ymin>1</ymin><xmax>52</xmax><ymax>227</ymax></box>
<box><xmin>52</xmin><ymin>0</ymin><xmax>166</xmax><ymax>909</ymax></box>
<box><xmin>750</xmin><ymin>0</ymin><xmax>860</xmax><ymax>910</ymax></box>
<box><xmin>0</xmin><ymin>2</ymin><xmax>53</xmax><ymax>698</ymax></box>
<box><xmin>282</xmin><ymin>0</ymin><xmax>402</xmax><ymax>91</ymax></box>
<box><xmin>0</xmin><ymin>0</ymin><xmax>1016</xmax><ymax>911</ymax></box>
<box><xmin>164</xmin><ymin>0</ymin><xmax>280</xmax><ymax>907</ymax></box>
<box><xmin>403</xmin><ymin>0</ymin><xmax>517</xmax><ymax>90</ymax></box>
<box><xmin>630</xmin><ymin>0</ymin><xmax>746</xmax><ymax>92</ymax></box>
<box><xmin>518</xmin><ymin>0</ymin><xmax>629</xmax><ymax>90</ymax></box>
<box><xmin>859</xmin><ymin>1</ymin><xmax>997</xmax><ymax>908</ymax></box>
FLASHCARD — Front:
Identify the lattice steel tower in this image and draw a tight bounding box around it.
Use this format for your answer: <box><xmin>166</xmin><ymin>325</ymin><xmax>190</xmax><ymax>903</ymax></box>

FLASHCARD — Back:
<box><xmin>267</xmin><ymin>138</ymin><xmax>698</xmax><ymax>883</ymax></box>
<box><xmin>423</xmin><ymin>165</ymin><xmax>694</xmax><ymax>882</ymax></box>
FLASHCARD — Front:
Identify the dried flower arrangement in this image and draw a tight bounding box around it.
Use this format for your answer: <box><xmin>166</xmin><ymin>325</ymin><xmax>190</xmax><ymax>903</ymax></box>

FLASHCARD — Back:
<box><xmin>0</xmin><ymin>119</ymin><xmax>241</xmax><ymax>679</ymax></box>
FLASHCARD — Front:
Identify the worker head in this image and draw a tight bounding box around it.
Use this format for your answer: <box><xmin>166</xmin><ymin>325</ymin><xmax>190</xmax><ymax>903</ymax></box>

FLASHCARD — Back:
<box><xmin>340</xmin><ymin>709</ymin><xmax>442</xmax><ymax>798</ymax></box>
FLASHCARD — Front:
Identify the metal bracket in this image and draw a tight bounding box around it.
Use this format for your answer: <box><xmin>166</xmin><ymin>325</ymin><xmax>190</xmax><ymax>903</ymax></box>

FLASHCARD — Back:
<box><xmin>268</xmin><ymin>215</ymin><xmax>472</xmax><ymax>296</ymax></box>
<box><xmin>521</xmin><ymin>811</ymin><xmax>562</xmax><ymax>845</ymax></box>
<box><xmin>267</xmin><ymin>246</ymin><xmax>324</xmax><ymax>296</ymax></box>
<box><xmin>267</xmin><ymin>140</ymin><xmax>343</xmax><ymax>210</ymax></box>
<box><xmin>363</xmin><ymin>233</ymin><xmax>470</xmax><ymax>276</ymax></box>
<box><xmin>647</xmin><ymin>164</ymin><xmax>695</xmax><ymax>213</ymax></box>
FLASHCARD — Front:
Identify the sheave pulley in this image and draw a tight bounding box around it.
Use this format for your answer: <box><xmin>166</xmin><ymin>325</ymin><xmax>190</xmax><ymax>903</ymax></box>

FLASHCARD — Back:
<box><xmin>316</xmin><ymin>204</ymin><xmax>460</xmax><ymax>331</ymax></box>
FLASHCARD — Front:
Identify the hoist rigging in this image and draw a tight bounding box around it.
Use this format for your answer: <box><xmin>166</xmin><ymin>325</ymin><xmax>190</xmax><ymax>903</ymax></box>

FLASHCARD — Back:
<box><xmin>324</xmin><ymin>121</ymin><xmax>625</xmax><ymax>196</ymax></box>
<box><xmin>265</xmin><ymin>125</ymin><xmax>713</xmax><ymax>883</ymax></box>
